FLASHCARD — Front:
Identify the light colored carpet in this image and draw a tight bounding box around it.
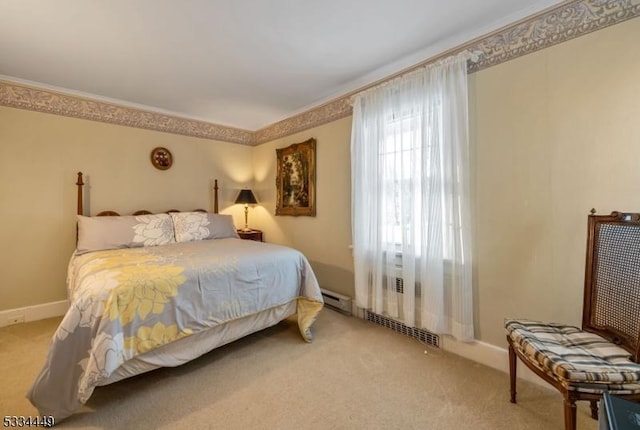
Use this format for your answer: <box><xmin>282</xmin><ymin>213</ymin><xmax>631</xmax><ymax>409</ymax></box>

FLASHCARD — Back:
<box><xmin>1</xmin><ymin>310</ymin><xmax>597</xmax><ymax>429</ymax></box>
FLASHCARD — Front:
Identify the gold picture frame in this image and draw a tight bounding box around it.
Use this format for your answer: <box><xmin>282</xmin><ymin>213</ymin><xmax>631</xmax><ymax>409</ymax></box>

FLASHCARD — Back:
<box><xmin>276</xmin><ymin>138</ymin><xmax>316</xmax><ymax>216</ymax></box>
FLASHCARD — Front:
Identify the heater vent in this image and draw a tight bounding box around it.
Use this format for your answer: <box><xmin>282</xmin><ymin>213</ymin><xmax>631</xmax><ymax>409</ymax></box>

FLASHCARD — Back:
<box><xmin>365</xmin><ymin>310</ymin><xmax>439</xmax><ymax>348</ymax></box>
<box><xmin>320</xmin><ymin>288</ymin><xmax>351</xmax><ymax>315</ymax></box>
<box><xmin>395</xmin><ymin>277</ymin><xmax>404</xmax><ymax>294</ymax></box>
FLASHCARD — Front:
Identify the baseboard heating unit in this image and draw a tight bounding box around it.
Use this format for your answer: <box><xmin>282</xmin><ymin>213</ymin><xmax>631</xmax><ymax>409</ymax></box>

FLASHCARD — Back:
<box><xmin>320</xmin><ymin>288</ymin><xmax>352</xmax><ymax>315</ymax></box>
<box><xmin>365</xmin><ymin>310</ymin><xmax>440</xmax><ymax>348</ymax></box>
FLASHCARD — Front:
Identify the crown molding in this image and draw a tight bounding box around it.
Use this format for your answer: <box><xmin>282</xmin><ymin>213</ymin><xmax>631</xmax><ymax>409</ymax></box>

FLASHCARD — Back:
<box><xmin>0</xmin><ymin>81</ymin><xmax>255</xmax><ymax>145</ymax></box>
<box><xmin>254</xmin><ymin>97</ymin><xmax>352</xmax><ymax>144</ymax></box>
<box><xmin>467</xmin><ymin>0</ymin><xmax>640</xmax><ymax>73</ymax></box>
<box><xmin>1</xmin><ymin>0</ymin><xmax>638</xmax><ymax>146</ymax></box>
<box><xmin>256</xmin><ymin>0</ymin><xmax>640</xmax><ymax>143</ymax></box>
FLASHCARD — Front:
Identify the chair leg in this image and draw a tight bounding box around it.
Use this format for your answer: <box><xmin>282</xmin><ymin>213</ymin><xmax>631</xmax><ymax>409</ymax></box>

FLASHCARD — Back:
<box><xmin>563</xmin><ymin>392</ymin><xmax>577</xmax><ymax>430</ymax></box>
<box><xmin>508</xmin><ymin>339</ymin><xmax>517</xmax><ymax>403</ymax></box>
<box><xmin>590</xmin><ymin>400</ymin><xmax>598</xmax><ymax>420</ymax></box>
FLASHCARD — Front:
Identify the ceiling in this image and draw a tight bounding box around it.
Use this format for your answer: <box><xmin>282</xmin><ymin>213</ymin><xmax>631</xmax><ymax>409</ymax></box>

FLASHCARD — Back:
<box><xmin>0</xmin><ymin>0</ymin><xmax>563</xmax><ymax>131</ymax></box>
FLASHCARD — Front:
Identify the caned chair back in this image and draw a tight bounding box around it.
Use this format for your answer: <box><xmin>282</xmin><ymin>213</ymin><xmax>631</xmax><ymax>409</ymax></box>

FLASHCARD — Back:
<box><xmin>583</xmin><ymin>211</ymin><xmax>640</xmax><ymax>362</ymax></box>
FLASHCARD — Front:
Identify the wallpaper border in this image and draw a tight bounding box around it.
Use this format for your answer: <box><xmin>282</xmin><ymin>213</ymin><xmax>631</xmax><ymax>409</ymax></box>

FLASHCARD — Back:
<box><xmin>255</xmin><ymin>0</ymin><xmax>640</xmax><ymax>143</ymax></box>
<box><xmin>467</xmin><ymin>0</ymin><xmax>640</xmax><ymax>73</ymax></box>
<box><xmin>1</xmin><ymin>0</ymin><xmax>638</xmax><ymax>146</ymax></box>
<box><xmin>0</xmin><ymin>82</ymin><xmax>255</xmax><ymax>145</ymax></box>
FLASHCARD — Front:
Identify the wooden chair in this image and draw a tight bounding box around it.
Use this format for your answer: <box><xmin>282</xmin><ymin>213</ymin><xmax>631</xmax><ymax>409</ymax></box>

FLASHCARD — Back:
<box><xmin>506</xmin><ymin>210</ymin><xmax>640</xmax><ymax>430</ymax></box>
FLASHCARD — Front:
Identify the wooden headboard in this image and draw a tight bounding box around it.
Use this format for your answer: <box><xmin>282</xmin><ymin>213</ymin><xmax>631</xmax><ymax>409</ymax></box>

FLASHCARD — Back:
<box><xmin>75</xmin><ymin>172</ymin><xmax>219</xmax><ymax>216</ymax></box>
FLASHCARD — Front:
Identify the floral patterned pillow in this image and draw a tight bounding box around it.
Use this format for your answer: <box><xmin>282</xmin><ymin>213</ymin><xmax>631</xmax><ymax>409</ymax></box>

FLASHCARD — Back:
<box><xmin>132</xmin><ymin>214</ymin><xmax>175</xmax><ymax>246</ymax></box>
<box><xmin>170</xmin><ymin>212</ymin><xmax>240</xmax><ymax>242</ymax></box>
<box><xmin>170</xmin><ymin>212</ymin><xmax>210</xmax><ymax>242</ymax></box>
<box><xmin>76</xmin><ymin>214</ymin><xmax>175</xmax><ymax>253</ymax></box>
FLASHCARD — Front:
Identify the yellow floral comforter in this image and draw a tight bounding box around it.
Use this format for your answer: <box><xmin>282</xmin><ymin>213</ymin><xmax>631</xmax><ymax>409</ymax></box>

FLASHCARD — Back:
<box><xmin>27</xmin><ymin>238</ymin><xmax>323</xmax><ymax>421</ymax></box>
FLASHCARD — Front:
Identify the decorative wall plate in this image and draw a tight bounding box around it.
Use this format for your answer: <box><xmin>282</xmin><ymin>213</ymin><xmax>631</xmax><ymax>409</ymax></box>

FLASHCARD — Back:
<box><xmin>151</xmin><ymin>147</ymin><xmax>173</xmax><ymax>170</ymax></box>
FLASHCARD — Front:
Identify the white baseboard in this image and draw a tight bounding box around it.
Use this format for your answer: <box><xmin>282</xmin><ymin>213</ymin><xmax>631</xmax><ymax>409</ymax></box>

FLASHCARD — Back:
<box><xmin>440</xmin><ymin>335</ymin><xmax>552</xmax><ymax>390</ymax></box>
<box><xmin>6</xmin><ymin>300</ymin><xmax>549</xmax><ymax>390</ymax></box>
<box><xmin>0</xmin><ymin>300</ymin><xmax>69</xmax><ymax>328</ymax></box>
<box><xmin>353</xmin><ymin>306</ymin><xmax>551</xmax><ymax>390</ymax></box>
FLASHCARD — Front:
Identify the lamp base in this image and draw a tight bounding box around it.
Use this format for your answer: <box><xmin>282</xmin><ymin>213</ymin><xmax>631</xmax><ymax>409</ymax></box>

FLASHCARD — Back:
<box><xmin>240</xmin><ymin>206</ymin><xmax>252</xmax><ymax>233</ymax></box>
<box><xmin>239</xmin><ymin>227</ymin><xmax>252</xmax><ymax>232</ymax></box>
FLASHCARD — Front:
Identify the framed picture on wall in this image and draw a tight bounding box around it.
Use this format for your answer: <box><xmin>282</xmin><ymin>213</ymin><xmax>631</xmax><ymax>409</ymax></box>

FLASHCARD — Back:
<box><xmin>275</xmin><ymin>138</ymin><xmax>316</xmax><ymax>216</ymax></box>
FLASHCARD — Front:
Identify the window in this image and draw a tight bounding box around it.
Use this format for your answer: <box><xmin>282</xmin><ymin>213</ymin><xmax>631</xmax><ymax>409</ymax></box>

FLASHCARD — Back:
<box><xmin>380</xmin><ymin>114</ymin><xmax>422</xmax><ymax>249</ymax></box>
<box><xmin>351</xmin><ymin>52</ymin><xmax>474</xmax><ymax>340</ymax></box>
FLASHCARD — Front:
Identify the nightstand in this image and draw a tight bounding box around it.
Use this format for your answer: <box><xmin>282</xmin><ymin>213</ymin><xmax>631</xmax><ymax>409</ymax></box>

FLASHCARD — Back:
<box><xmin>237</xmin><ymin>229</ymin><xmax>263</xmax><ymax>242</ymax></box>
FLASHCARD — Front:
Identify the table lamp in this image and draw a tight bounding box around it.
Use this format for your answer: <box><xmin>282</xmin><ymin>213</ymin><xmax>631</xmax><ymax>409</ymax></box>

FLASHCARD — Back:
<box><xmin>235</xmin><ymin>189</ymin><xmax>258</xmax><ymax>232</ymax></box>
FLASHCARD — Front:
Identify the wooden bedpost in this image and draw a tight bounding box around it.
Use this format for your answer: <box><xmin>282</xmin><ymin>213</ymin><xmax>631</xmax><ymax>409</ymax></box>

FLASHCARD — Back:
<box><xmin>214</xmin><ymin>179</ymin><xmax>219</xmax><ymax>214</ymax></box>
<box><xmin>76</xmin><ymin>172</ymin><xmax>84</xmax><ymax>216</ymax></box>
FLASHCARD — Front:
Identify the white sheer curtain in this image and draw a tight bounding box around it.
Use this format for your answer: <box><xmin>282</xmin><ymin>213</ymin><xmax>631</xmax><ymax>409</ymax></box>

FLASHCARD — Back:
<box><xmin>351</xmin><ymin>52</ymin><xmax>474</xmax><ymax>341</ymax></box>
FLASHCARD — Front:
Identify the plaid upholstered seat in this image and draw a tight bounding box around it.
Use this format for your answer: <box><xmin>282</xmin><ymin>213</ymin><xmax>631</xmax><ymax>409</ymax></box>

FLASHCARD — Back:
<box><xmin>506</xmin><ymin>212</ymin><xmax>640</xmax><ymax>430</ymax></box>
<box><xmin>506</xmin><ymin>319</ymin><xmax>640</xmax><ymax>394</ymax></box>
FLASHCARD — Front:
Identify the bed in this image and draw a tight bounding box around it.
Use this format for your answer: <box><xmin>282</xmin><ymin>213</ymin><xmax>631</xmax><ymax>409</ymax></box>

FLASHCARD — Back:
<box><xmin>27</xmin><ymin>172</ymin><xmax>324</xmax><ymax>421</ymax></box>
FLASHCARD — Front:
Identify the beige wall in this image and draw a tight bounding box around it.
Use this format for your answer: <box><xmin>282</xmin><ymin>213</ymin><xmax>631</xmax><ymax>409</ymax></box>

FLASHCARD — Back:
<box><xmin>251</xmin><ymin>117</ymin><xmax>354</xmax><ymax>298</ymax></box>
<box><xmin>472</xmin><ymin>17</ymin><xmax>640</xmax><ymax>346</ymax></box>
<box><xmin>250</xmin><ymin>17</ymin><xmax>640</xmax><ymax>348</ymax></box>
<box><xmin>2</xmin><ymin>17</ymin><xmax>639</xmax><ymax>350</ymax></box>
<box><xmin>0</xmin><ymin>107</ymin><xmax>252</xmax><ymax>310</ymax></box>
